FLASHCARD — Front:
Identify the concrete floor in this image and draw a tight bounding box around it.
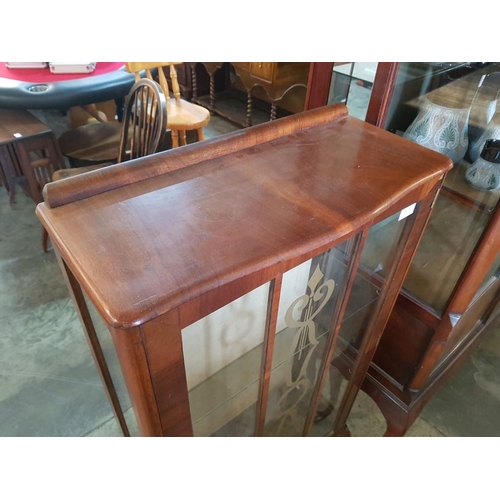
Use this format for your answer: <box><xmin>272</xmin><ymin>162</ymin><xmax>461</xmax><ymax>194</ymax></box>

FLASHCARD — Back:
<box><xmin>1</xmin><ymin>99</ymin><xmax>500</xmax><ymax>437</ymax></box>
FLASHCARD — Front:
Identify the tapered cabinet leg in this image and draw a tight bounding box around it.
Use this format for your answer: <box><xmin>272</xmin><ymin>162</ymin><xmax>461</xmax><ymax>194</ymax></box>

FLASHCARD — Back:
<box><xmin>139</xmin><ymin>311</ymin><xmax>193</xmax><ymax>437</ymax></box>
<box><xmin>109</xmin><ymin>326</ymin><xmax>164</xmax><ymax>436</ymax></box>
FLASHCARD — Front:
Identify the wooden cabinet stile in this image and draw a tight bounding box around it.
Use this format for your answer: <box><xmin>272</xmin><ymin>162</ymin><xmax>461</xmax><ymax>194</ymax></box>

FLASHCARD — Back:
<box><xmin>254</xmin><ymin>275</ymin><xmax>282</xmax><ymax>437</ymax></box>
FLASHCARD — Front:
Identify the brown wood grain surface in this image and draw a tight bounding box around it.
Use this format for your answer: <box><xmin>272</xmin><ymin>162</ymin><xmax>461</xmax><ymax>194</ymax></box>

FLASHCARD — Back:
<box><xmin>0</xmin><ymin>108</ymin><xmax>48</xmax><ymax>144</ymax></box>
<box><xmin>140</xmin><ymin>311</ymin><xmax>193</xmax><ymax>436</ymax></box>
<box><xmin>37</xmin><ymin>104</ymin><xmax>452</xmax><ymax>332</ymax></box>
<box><xmin>43</xmin><ymin>104</ymin><xmax>348</xmax><ymax>208</ymax></box>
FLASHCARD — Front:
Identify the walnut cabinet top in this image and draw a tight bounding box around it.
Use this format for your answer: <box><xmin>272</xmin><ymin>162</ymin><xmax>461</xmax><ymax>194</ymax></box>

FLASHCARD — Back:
<box><xmin>37</xmin><ymin>104</ymin><xmax>452</xmax><ymax>330</ymax></box>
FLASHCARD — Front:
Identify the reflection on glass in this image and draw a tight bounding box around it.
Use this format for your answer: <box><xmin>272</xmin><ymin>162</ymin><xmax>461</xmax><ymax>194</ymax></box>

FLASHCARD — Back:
<box><xmin>384</xmin><ymin>62</ymin><xmax>476</xmax><ymax>137</ymax></box>
<box><xmin>359</xmin><ymin>213</ymin><xmax>405</xmax><ymax>277</ymax></box>
<box><xmin>83</xmin><ymin>291</ymin><xmax>140</xmax><ymax>437</ymax></box>
<box><xmin>311</xmin><ymin>211</ymin><xmax>409</xmax><ymax>435</ymax></box>
<box><xmin>477</xmin><ymin>250</ymin><xmax>500</xmax><ymax>298</ymax></box>
<box><xmin>384</xmin><ymin>62</ymin><xmax>500</xmax><ymax>313</ymax></box>
<box><xmin>264</xmin><ymin>239</ymin><xmax>356</xmax><ymax>437</ymax></box>
<box><xmin>327</xmin><ymin>62</ymin><xmax>378</xmax><ymax>120</ymax></box>
<box><xmin>404</xmin><ymin>196</ymin><xmax>489</xmax><ymax>312</ymax></box>
<box><xmin>181</xmin><ymin>282</ymin><xmax>270</xmax><ymax>437</ymax></box>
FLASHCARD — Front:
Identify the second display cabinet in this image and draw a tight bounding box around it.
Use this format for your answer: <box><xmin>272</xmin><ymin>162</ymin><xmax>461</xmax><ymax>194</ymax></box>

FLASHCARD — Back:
<box><xmin>330</xmin><ymin>62</ymin><xmax>500</xmax><ymax>436</ymax></box>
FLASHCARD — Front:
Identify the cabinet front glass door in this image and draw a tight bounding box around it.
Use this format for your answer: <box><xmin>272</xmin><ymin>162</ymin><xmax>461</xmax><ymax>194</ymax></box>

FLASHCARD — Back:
<box><xmin>181</xmin><ymin>282</ymin><xmax>271</xmax><ymax>437</ymax></box>
<box><xmin>181</xmin><ymin>236</ymin><xmax>361</xmax><ymax>437</ymax></box>
<box><xmin>180</xmin><ymin>202</ymin><xmax>421</xmax><ymax>436</ymax></box>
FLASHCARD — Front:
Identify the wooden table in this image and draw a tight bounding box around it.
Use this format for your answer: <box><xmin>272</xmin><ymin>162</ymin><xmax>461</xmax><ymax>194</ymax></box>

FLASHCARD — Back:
<box><xmin>36</xmin><ymin>104</ymin><xmax>452</xmax><ymax>437</ymax></box>
<box><xmin>0</xmin><ymin>108</ymin><xmax>50</xmax><ymax>206</ymax></box>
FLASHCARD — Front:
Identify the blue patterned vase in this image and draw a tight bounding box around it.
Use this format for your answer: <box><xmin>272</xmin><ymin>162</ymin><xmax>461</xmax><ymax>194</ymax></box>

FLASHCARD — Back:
<box><xmin>403</xmin><ymin>98</ymin><xmax>470</xmax><ymax>164</ymax></box>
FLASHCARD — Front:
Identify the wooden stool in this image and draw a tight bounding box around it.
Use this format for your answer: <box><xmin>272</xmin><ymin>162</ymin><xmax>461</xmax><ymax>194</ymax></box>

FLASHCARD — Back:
<box><xmin>125</xmin><ymin>63</ymin><xmax>210</xmax><ymax>148</ymax></box>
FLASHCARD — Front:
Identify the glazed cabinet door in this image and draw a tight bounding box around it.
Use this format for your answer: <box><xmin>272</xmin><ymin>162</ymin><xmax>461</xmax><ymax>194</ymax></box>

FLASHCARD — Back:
<box><xmin>172</xmin><ymin>206</ymin><xmax>425</xmax><ymax>437</ymax></box>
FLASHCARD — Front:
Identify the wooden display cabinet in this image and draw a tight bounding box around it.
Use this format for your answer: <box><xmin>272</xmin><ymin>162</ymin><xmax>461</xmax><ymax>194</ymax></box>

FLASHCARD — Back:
<box><xmin>36</xmin><ymin>104</ymin><xmax>451</xmax><ymax>437</ymax></box>
<box><xmin>325</xmin><ymin>62</ymin><xmax>500</xmax><ymax>436</ymax></box>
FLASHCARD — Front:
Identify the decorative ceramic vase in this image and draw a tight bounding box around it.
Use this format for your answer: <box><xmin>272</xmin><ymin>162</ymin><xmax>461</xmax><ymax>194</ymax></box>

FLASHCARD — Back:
<box><xmin>465</xmin><ymin>139</ymin><xmax>500</xmax><ymax>191</ymax></box>
<box><xmin>403</xmin><ymin>98</ymin><xmax>469</xmax><ymax>163</ymax></box>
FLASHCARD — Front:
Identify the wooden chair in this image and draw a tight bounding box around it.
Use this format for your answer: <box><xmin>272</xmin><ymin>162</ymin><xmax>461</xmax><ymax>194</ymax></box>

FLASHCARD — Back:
<box><xmin>125</xmin><ymin>62</ymin><xmax>211</xmax><ymax>148</ymax></box>
<box><xmin>53</xmin><ymin>78</ymin><xmax>167</xmax><ymax>181</ymax></box>
<box><xmin>0</xmin><ymin>144</ymin><xmax>20</xmax><ymax>204</ymax></box>
<box><xmin>13</xmin><ymin>131</ymin><xmax>66</xmax><ymax>252</ymax></box>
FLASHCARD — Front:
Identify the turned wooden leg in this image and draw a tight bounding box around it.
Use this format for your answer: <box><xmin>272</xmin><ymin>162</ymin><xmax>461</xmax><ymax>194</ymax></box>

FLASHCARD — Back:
<box><xmin>171</xmin><ymin>130</ymin><xmax>179</xmax><ymax>148</ymax></box>
<box><xmin>197</xmin><ymin>128</ymin><xmax>204</xmax><ymax>142</ymax></box>
<box><xmin>179</xmin><ymin>131</ymin><xmax>187</xmax><ymax>146</ymax></box>
<box><xmin>246</xmin><ymin>91</ymin><xmax>253</xmax><ymax>128</ymax></box>
<box><xmin>191</xmin><ymin>65</ymin><xmax>198</xmax><ymax>101</ymax></box>
<box><xmin>270</xmin><ymin>102</ymin><xmax>277</xmax><ymax>121</ymax></box>
<box><xmin>209</xmin><ymin>74</ymin><xmax>215</xmax><ymax>113</ymax></box>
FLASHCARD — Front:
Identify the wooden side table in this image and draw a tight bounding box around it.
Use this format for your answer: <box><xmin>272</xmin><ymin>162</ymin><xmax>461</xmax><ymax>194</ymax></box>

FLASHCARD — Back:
<box><xmin>190</xmin><ymin>63</ymin><xmax>310</xmax><ymax>127</ymax></box>
<box><xmin>37</xmin><ymin>104</ymin><xmax>452</xmax><ymax>437</ymax></box>
<box><xmin>0</xmin><ymin>108</ymin><xmax>51</xmax><ymax>207</ymax></box>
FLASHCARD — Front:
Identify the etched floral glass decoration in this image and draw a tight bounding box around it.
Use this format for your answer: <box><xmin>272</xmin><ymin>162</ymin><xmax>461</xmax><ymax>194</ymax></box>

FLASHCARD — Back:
<box><xmin>263</xmin><ymin>240</ymin><xmax>357</xmax><ymax>436</ymax></box>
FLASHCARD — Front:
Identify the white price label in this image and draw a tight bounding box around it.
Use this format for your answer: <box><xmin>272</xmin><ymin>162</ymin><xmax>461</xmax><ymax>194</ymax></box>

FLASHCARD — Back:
<box><xmin>398</xmin><ymin>203</ymin><xmax>416</xmax><ymax>221</ymax></box>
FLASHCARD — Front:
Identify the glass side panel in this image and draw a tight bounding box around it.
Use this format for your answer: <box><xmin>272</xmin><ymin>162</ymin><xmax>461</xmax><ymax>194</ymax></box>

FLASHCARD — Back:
<box><xmin>359</xmin><ymin>212</ymin><xmax>405</xmax><ymax>278</ymax></box>
<box><xmin>83</xmin><ymin>291</ymin><xmax>141</xmax><ymax>437</ymax></box>
<box><xmin>311</xmin><ymin>210</ymin><xmax>411</xmax><ymax>435</ymax></box>
<box><xmin>328</xmin><ymin>62</ymin><xmax>378</xmax><ymax>120</ymax></box>
<box><xmin>264</xmin><ymin>238</ymin><xmax>358</xmax><ymax>437</ymax></box>
<box><xmin>181</xmin><ymin>282</ymin><xmax>270</xmax><ymax>437</ymax></box>
<box><xmin>404</xmin><ymin>195</ymin><xmax>489</xmax><ymax>312</ymax></box>
<box><xmin>384</xmin><ymin>62</ymin><xmax>500</xmax><ymax>313</ymax></box>
<box><xmin>477</xmin><ymin>249</ymin><xmax>500</xmax><ymax>298</ymax></box>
